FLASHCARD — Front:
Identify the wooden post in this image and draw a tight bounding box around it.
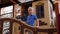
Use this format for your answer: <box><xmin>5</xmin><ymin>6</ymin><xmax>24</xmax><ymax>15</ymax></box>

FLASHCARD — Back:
<box><xmin>0</xmin><ymin>8</ymin><xmax>1</xmax><ymax>18</ymax></box>
<box><xmin>13</xmin><ymin>4</ymin><xmax>15</xmax><ymax>18</ymax></box>
<box><xmin>55</xmin><ymin>2</ymin><xmax>59</xmax><ymax>34</ymax></box>
<box><xmin>55</xmin><ymin>3</ymin><xmax>59</xmax><ymax>16</ymax></box>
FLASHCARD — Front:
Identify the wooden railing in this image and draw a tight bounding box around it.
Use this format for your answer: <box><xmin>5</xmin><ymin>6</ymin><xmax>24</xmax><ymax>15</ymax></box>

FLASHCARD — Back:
<box><xmin>0</xmin><ymin>18</ymin><xmax>57</xmax><ymax>34</ymax></box>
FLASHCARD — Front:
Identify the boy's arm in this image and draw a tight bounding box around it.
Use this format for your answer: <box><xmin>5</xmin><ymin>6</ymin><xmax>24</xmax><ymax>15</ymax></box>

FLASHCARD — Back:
<box><xmin>36</xmin><ymin>19</ymin><xmax>39</xmax><ymax>27</ymax></box>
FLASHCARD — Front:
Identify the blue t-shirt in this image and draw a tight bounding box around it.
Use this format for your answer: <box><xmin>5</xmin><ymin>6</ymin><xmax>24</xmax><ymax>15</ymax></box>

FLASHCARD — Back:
<box><xmin>27</xmin><ymin>14</ymin><xmax>37</xmax><ymax>26</ymax></box>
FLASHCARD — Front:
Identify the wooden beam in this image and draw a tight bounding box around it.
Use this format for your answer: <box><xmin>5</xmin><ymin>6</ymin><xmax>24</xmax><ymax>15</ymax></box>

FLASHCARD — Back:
<box><xmin>10</xmin><ymin>0</ymin><xmax>17</xmax><ymax>4</ymax></box>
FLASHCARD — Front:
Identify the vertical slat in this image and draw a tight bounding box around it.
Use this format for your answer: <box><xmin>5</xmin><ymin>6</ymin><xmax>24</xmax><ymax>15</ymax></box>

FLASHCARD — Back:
<box><xmin>20</xmin><ymin>25</ymin><xmax>24</xmax><ymax>34</ymax></box>
<box><xmin>0</xmin><ymin>21</ymin><xmax>3</xmax><ymax>34</ymax></box>
<box><xmin>9</xmin><ymin>19</ymin><xmax>13</xmax><ymax>34</ymax></box>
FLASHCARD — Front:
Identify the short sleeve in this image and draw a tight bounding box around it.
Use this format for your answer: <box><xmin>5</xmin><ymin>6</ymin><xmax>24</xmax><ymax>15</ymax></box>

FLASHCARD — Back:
<box><xmin>34</xmin><ymin>15</ymin><xmax>38</xmax><ymax>20</ymax></box>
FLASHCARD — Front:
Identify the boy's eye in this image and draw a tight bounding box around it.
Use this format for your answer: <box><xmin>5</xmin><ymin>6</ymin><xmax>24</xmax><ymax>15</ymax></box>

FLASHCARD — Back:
<box><xmin>29</xmin><ymin>10</ymin><xmax>32</xmax><ymax>11</ymax></box>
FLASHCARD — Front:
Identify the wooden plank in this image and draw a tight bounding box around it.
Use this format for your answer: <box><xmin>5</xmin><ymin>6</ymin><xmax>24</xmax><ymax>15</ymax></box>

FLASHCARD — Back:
<box><xmin>10</xmin><ymin>0</ymin><xmax>17</xmax><ymax>4</ymax></box>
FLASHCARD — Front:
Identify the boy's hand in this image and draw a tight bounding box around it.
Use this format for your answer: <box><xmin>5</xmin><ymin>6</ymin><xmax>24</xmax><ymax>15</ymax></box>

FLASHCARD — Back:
<box><xmin>36</xmin><ymin>26</ymin><xmax>39</xmax><ymax>28</ymax></box>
